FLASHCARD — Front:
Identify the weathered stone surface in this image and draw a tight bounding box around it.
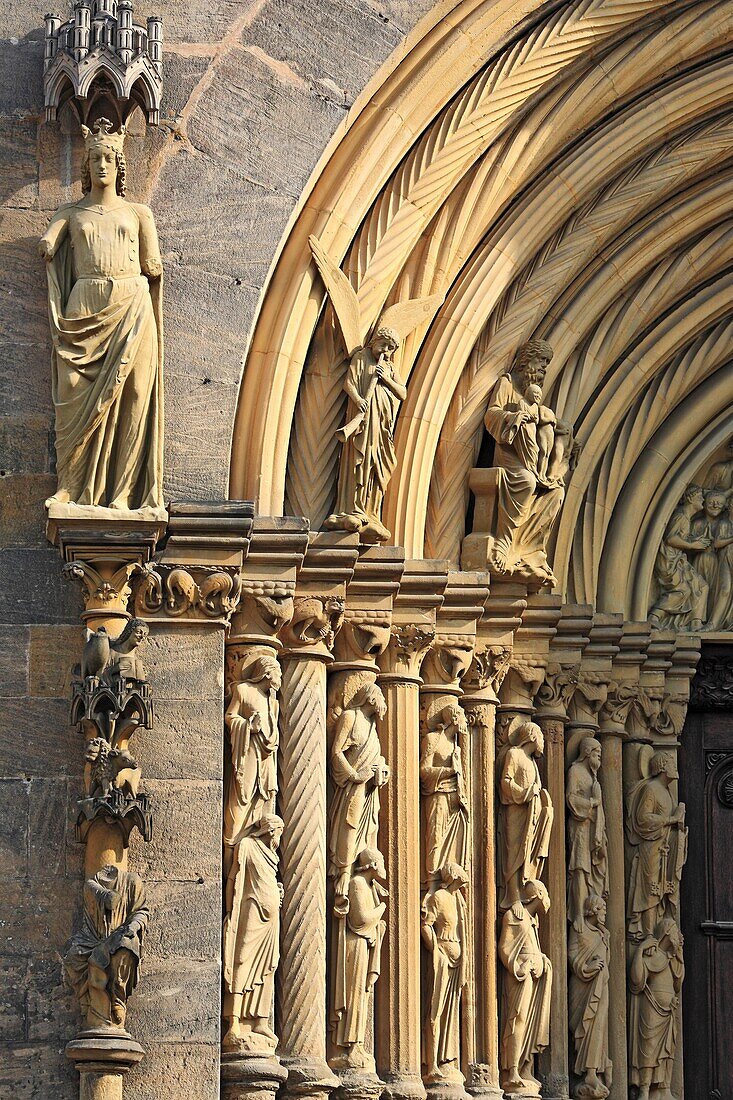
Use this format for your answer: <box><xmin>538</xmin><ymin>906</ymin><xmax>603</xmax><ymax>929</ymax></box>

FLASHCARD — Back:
<box><xmin>28</xmin><ymin>778</ymin><xmax>70</xmax><ymax>878</ymax></box>
<box><xmin>126</xmin><ymin>1041</ymin><xmax>219</xmax><ymax>1100</ymax></box>
<box><xmin>127</xmin><ymin>780</ymin><xmax>221</xmax><ymax>882</ymax></box>
<box><xmin>0</xmin><ymin>1041</ymin><xmax>77</xmax><ymax>1100</ymax></box>
<box><xmin>137</xmin><ymin>697</ymin><xmax>223</xmax><ymax>781</ymax></box>
<box><xmin>144</xmin><ymin>627</ymin><xmax>223</xmax><ymax>701</ymax></box>
<box><xmin>0</xmin><ymin>116</ymin><xmax>38</xmax><ymax>208</ymax></box>
<box><xmin>28</xmin><ymin>625</ymin><xmax>80</xmax><ymax>698</ymax></box>
<box><xmin>25</xmin><ymin>956</ymin><xmax>78</xmax><ymax>1043</ymax></box>
<box><xmin>0</xmin><ymin>474</ymin><xmax>55</xmax><ymax>547</ymax></box>
<box><xmin>0</xmin><ymin>697</ymin><xmax>75</xmax><ymax>776</ymax></box>
<box><xmin>0</xmin><ymin>779</ymin><xmax>28</xmax><ymax>877</ymax></box>
<box><xmin>1</xmin><ymin>877</ymin><xmax>77</xmax><ymax>957</ymax></box>
<box><xmin>0</xmin><ymin>550</ymin><xmax>82</xmax><ymax>625</ymax></box>
<box><xmin>131</xmin><ymin>958</ymin><xmax>220</xmax><ymax>1045</ymax></box>
<box><xmin>0</xmin><ymin>415</ymin><xmax>52</xmax><ymax>476</ymax></box>
<box><xmin>0</xmin><ymin>624</ymin><xmax>29</xmax><ymax>696</ymax></box>
<box><xmin>0</xmin><ymin>957</ymin><xmax>26</xmax><ymax>1042</ymax></box>
<box><xmin>144</xmin><ymin>880</ymin><xmax>221</xmax><ymax>960</ymax></box>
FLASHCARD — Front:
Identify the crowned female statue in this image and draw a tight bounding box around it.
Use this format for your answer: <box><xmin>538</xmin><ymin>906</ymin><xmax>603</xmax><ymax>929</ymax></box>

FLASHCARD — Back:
<box><xmin>39</xmin><ymin>118</ymin><xmax>164</xmax><ymax>512</ymax></box>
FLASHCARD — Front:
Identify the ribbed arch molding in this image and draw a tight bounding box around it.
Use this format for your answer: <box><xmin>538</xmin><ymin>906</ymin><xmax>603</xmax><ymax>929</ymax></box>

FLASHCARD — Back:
<box><xmin>230</xmin><ymin>0</ymin><xmax>733</xmax><ymax>615</ymax></box>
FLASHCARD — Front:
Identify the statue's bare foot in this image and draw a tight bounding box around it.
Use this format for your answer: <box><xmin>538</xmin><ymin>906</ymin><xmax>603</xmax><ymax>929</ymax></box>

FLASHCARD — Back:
<box><xmin>45</xmin><ymin>489</ymin><xmax>71</xmax><ymax>506</ymax></box>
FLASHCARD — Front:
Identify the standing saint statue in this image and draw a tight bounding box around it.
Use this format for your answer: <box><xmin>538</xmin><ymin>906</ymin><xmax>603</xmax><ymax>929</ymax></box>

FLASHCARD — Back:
<box><xmin>224</xmin><ymin>653</ymin><xmax>282</xmax><ymax>883</ymax></box>
<box><xmin>39</xmin><ymin>118</ymin><xmax>163</xmax><ymax>512</ymax></box>
<box><xmin>420</xmin><ymin>700</ymin><xmax>469</xmax><ymax>884</ymax></box>
<box><xmin>223</xmin><ymin>814</ymin><xmax>284</xmax><ymax>1054</ymax></box>
<box><xmin>308</xmin><ymin>235</ymin><xmax>442</xmax><ymax>542</ymax></box>
<box><xmin>328</xmin><ymin>676</ymin><xmax>389</xmax><ymax>905</ymax></box>
<box><xmin>421</xmin><ymin>863</ymin><xmax>470</xmax><ymax>1085</ymax></box>
<box><xmin>499</xmin><ymin>879</ymin><xmax>552</xmax><ymax>1096</ymax></box>
<box><xmin>483</xmin><ymin>339</ymin><xmax>569</xmax><ymax>584</ymax></box>
<box><xmin>498</xmin><ymin>721</ymin><xmax>553</xmax><ymax>916</ymax></box>
<box><xmin>625</xmin><ymin>752</ymin><xmax>687</xmax><ymax>939</ymax></box>
<box><xmin>330</xmin><ymin>847</ymin><xmax>388</xmax><ymax>1071</ymax></box>
<box><xmin>566</xmin><ymin>737</ymin><xmax>608</xmax><ymax>931</ymax></box>
<box><xmin>628</xmin><ymin>918</ymin><xmax>684</xmax><ymax>1100</ymax></box>
<box><xmin>568</xmin><ymin>894</ymin><xmax>612</xmax><ymax>1100</ymax></box>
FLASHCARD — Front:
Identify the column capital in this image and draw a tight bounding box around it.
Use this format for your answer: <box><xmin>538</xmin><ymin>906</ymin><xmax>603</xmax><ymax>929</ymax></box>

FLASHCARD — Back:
<box><xmin>230</xmin><ymin>516</ymin><xmax>309</xmax><ymax>645</ymax></box>
<box><xmin>421</xmin><ymin>571</ymin><xmax>488</xmax><ymax>694</ymax></box>
<box><xmin>376</xmin><ymin>559</ymin><xmax>447</xmax><ymax>682</ymax></box>
<box><xmin>278</xmin><ymin>532</ymin><xmax>359</xmax><ymax>659</ymax></box>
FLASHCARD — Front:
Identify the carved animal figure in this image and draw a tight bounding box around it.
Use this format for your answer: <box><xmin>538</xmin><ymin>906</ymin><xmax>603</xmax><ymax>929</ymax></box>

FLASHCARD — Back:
<box><xmin>83</xmin><ymin>736</ymin><xmax>140</xmax><ymax>800</ymax></box>
<box><xmin>82</xmin><ymin>627</ymin><xmax>110</xmax><ymax>681</ymax></box>
<box><xmin>294</xmin><ymin>596</ymin><xmax>345</xmax><ymax>647</ymax></box>
<box><xmin>166</xmin><ymin>567</ymin><xmax>201</xmax><ymax>614</ymax></box>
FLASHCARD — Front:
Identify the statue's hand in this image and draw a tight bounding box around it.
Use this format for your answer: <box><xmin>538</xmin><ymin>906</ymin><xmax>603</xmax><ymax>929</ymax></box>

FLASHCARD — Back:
<box><xmin>38</xmin><ymin>238</ymin><xmax>53</xmax><ymax>261</ymax></box>
<box><xmin>358</xmin><ymin>398</ymin><xmax>368</xmax><ymax>413</ymax></box>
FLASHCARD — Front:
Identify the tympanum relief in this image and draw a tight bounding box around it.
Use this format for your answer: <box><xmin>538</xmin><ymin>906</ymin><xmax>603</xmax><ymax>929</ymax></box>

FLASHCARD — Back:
<box><xmin>649</xmin><ymin>455</ymin><xmax>733</xmax><ymax>631</ymax></box>
<box><xmin>309</xmin><ymin>235</ymin><xmax>442</xmax><ymax>543</ymax></box>
<box><xmin>40</xmin><ymin>117</ymin><xmax>164</xmax><ymax>514</ymax></box>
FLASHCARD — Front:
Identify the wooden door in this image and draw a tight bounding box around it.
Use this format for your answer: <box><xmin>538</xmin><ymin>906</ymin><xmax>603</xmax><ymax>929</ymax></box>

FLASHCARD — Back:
<box><xmin>680</xmin><ymin>647</ymin><xmax>733</xmax><ymax>1099</ymax></box>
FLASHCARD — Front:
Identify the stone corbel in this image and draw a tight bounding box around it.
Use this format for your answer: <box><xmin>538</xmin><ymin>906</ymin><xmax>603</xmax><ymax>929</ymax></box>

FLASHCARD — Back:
<box><xmin>47</xmin><ymin>506</ymin><xmax>167</xmax><ymax>1100</ymax></box>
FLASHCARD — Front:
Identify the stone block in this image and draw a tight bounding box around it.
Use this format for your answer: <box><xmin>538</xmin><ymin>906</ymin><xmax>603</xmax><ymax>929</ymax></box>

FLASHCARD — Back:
<box><xmin>0</xmin><ymin>549</ymin><xmax>83</xmax><ymax>625</ymax></box>
<box><xmin>28</xmin><ymin>778</ymin><xmax>70</xmax><ymax>878</ymax></box>
<box><xmin>0</xmin><ymin>624</ymin><xmax>29</xmax><ymax>696</ymax></box>
<box><xmin>144</xmin><ymin>880</ymin><xmax>221</xmax><ymax>961</ymax></box>
<box><xmin>0</xmin><ymin>1041</ymin><xmax>77</xmax><ymax>1099</ymax></box>
<box><xmin>25</xmin><ymin>955</ymin><xmax>79</xmax><ymax>1044</ymax></box>
<box><xmin>0</xmin><ymin>210</ymin><xmax>52</xmax><ymax>420</ymax></box>
<box><xmin>0</xmin><ymin>39</ymin><xmax>44</xmax><ymax>113</ymax></box>
<box><xmin>0</xmin><ymin>778</ymin><xmax>28</xmax><ymax>877</ymax></box>
<box><xmin>1</xmin><ymin>877</ymin><xmax>78</xmax><ymax>957</ymax></box>
<box><xmin>144</xmin><ymin>626</ymin><xmax>223</xmax><ymax>701</ymax></box>
<box><xmin>127</xmin><ymin>779</ymin><xmax>221</xmax><ymax>882</ymax></box>
<box><xmin>126</xmin><ymin>1041</ymin><xmax>219</xmax><ymax>1100</ymax></box>
<box><xmin>0</xmin><ymin>115</ymin><xmax>38</xmax><ymax>208</ymax></box>
<box><xmin>136</xmin><ymin>696</ymin><xmax>223</xmax><ymax>781</ymax></box>
<box><xmin>0</xmin><ymin>957</ymin><xmax>26</xmax><ymax>1042</ymax></box>
<box><xmin>28</xmin><ymin>625</ymin><xmax>81</xmax><ymax>698</ymax></box>
<box><xmin>0</xmin><ymin>415</ymin><xmax>52</xmax><ymax>475</ymax></box>
<box><xmin>130</xmin><ymin>958</ymin><xmax>220</xmax><ymax>1045</ymax></box>
<box><xmin>0</xmin><ymin>697</ymin><xmax>76</xmax><ymax>776</ymax></box>
<box><xmin>0</xmin><ymin>474</ymin><xmax>56</xmax><ymax>547</ymax></box>
<box><xmin>163</xmin><ymin>372</ymin><xmax>239</xmax><ymax>501</ymax></box>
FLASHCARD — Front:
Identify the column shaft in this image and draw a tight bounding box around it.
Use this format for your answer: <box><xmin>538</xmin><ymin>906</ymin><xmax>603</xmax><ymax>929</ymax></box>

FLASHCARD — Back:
<box><xmin>376</xmin><ymin>675</ymin><xmax>427</xmax><ymax>1100</ymax></box>
<box><xmin>598</xmin><ymin>730</ymin><xmax>627</xmax><ymax>1100</ymax></box>
<box><xmin>278</xmin><ymin>654</ymin><xmax>338</xmax><ymax>1098</ymax></box>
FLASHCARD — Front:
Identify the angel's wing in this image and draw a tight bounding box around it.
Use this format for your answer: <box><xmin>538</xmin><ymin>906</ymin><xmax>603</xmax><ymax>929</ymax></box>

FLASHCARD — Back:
<box><xmin>308</xmin><ymin>235</ymin><xmax>363</xmax><ymax>358</ymax></box>
<box><xmin>374</xmin><ymin>292</ymin><xmax>444</xmax><ymax>343</ymax></box>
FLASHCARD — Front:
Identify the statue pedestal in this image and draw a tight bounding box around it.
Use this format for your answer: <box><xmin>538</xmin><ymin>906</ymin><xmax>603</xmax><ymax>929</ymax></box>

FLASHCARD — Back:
<box><xmin>333</xmin><ymin>1068</ymin><xmax>384</xmax><ymax>1100</ymax></box>
<box><xmin>66</xmin><ymin>1028</ymin><xmax>144</xmax><ymax>1100</ymax></box>
<box><xmin>221</xmin><ymin>1053</ymin><xmax>288</xmax><ymax>1100</ymax></box>
<box><xmin>461</xmin><ymin>469</ymin><xmax>499</xmax><ymax>572</ymax></box>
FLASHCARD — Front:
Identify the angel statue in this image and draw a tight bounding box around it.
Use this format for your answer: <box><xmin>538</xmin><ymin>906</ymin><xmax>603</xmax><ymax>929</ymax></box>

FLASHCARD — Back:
<box><xmin>309</xmin><ymin>235</ymin><xmax>442</xmax><ymax>542</ymax></box>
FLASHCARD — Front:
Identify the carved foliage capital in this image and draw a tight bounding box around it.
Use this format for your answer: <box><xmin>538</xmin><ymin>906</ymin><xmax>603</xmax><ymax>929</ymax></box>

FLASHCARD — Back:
<box><xmin>534</xmin><ymin>662</ymin><xmax>580</xmax><ymax>715</ymax></box>
<box><xmin>63</xmin><ymin>558</ymin><xmax>136</xmax><ymax>617</ymax></box>
<box><xmin>380</xmin><ymin>622</ymin><xmax>434</xmax><ymax>679</ymax></box>
<box><xmin>569</xmin><ymin>671</ymin><xmax>609</xmax><ymax>726</ymax></box>
<box><xmin>463</xmin><ymin>644</ymin><xmax>512</xmax><ymax>699</ymax></box>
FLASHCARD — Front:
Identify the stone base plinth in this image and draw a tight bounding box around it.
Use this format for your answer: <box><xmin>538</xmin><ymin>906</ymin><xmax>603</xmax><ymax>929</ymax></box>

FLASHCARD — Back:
<box><xmin>425</xmin><ymin>1078</ymin><xmax>471</xmax><ymax>1100</ymax></box>
<box><xmin>221</xmin><ymin>1052</ymin><xmax>288</xmax><ymax>1100</ymax></box>
<box><xmin>380</xmin><ymin>1072</ymin><xmax>428</xmax><ymax>1100</ymax></box>
<box><xmin>333</xmin><ymin>1068</ymin><xmax>384</xmax><ymax>1100</ymax></box>
<box><xmin>66</xmin><ymin>1028</ymin><xmax>144</xmax><ymax>1100</ymax></box>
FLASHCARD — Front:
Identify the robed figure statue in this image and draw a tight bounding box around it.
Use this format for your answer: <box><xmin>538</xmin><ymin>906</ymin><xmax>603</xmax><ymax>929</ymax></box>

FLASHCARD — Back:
<box><xmin>39</xmin><ymin>118</ymin><xmax>164</xmax><ymax>511</ymax></box>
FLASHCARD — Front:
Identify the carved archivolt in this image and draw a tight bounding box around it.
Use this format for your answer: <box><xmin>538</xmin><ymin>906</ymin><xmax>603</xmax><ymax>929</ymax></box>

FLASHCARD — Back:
<box><xmin>231</xmin><ymin>0</ymin><xmax>733</xmax><ymax>618</ymax></box>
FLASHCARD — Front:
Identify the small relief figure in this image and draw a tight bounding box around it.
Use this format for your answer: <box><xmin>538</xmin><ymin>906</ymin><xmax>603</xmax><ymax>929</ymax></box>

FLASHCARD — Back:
<box><xmin>566</xmin><ymin>737</ymin><xmax>608</xmax><ymax>931</ymax></box>
<box><xmin>83</xmin><ymin>735</ymin><xmax>140</xmax><ymax>801</ymax></box>
<box><xmin>707</xmin><ymin>495</ymin><xmax>733</xmax><ymax>629</ymax></box>
<box><xmin>420</xmin><ymin>701</ymin><xmax>469</xmax><ymax>883</ymax></box>
<box><xmin>499</xmin><ymin>879</ymin><xmax>552</xmax><ymax>1096</ymax></box>
<box><xmin>104</xmin><ymin>618</ymin><xmax>149</xmax><ymax>683</ymax></box>
<box><xmin>421</xmin><ymin>863</ymin><xmax>470</xmax><ymax>1085</ymax></box>
<box><xmin>690</xmin><ymin>489</ymin><xmax>727</xmax><ymax>617</ymax></box>
<box><xmin>223</xmin><ymin>814</ymin><xmax>284</xmax><ymax>1054</ymax></box>
<box><xmin>39</xmin><ymin>118</ymin><xmax>163</xmax><ymax>512</ymax></box>
<box><xmin>568</xmin><ymin>894</ymin><xmax>612</xmax><ymax>1100</ymax></box>
<box><xmin>498</xmin><ymin>721</ymin><xmax>553</xmax><ymax>916</ymax></box>
<box><xmin>309</xmin><ymin>234</ymin><xmax>442</xmax><ymax>543</ymax></box>
<box><xmin>328</xmin><ymin>676</ymin><xmax>389</xmax><ymax>906</ymax></box>
<box><xmin>63</xmin><ymin>864</ymin><xmax>149</xmax><ymax>1029</ymax></box>
<box><xmin>704</xmin><ymin>436</ymin><xmax>733</xmax><ymax>494</ymax></box>
<box><xmin>648</xmin><ymin>485</ymin><xmax>710</xmax><ymax>632</ymax></box>
<box><xmin>625</xmin><ymin>752</ymin><xmax>687</xmax><ymax>940</ymax></box>
<box><xmin>224</xmin><ymin>653</ymin><xmax>281</xmax><ymax>882</ymax></box>
<box><xmin>628</xmin><ymin>918</ymin><xmax>684</xmax><ymax>1100</ymax></box>
<box><xmin>483</xmin><ymin>340</ymin><xmax>571</xmax><ymax>584</ymax></box>
<box><xmin>330</xmin><ymin>847</ymin><xmax>388</xmax><ymax>1071</ymax></box>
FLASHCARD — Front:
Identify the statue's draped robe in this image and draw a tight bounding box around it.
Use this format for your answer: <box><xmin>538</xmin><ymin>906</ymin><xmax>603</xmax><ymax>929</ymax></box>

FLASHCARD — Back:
<box><xmin>650</xmin><ymin>510</ymin><xmax>708</xmax><ymax>628</ymax></box>
<box><xmin>423</xmin><ymin>887</ymin><xmax>467</xmax><ymax>1070</ymax></box>
<box><xmin>499</xmin><ymin>907</ymin><xmax>552</xmax><ymax>1072</ymax></box>
<box><xmin>328</xmin><ymin>706</ymin><xmax>383</xmax><ymax>879</ymax></box>
<box><xmin>420</xmin><ymin>730</ymin><xmax>469</xmax><ymax>881</ymax></box>
<box><xmin>628</xmin><ymin>941</ymin><xmax>682</xmax><ymax>1087</ymax></box>
<box><xmin>498</xmin><ymin>744</ymin><xmax>553</xmax><ymax>909</ymax></box>
<box><xmin>334</xmin><ymin>349</ymin><xmax>401</xmax><ymax>523</ymax></box>
<box><xmin>331</xmin><ymin>874</ymin><xmax>385</xmax><ymax>1047</ymax></box>
<box><xmin>568</xmin><ymin>922</ymin><xmax>611</xmax><ymax>1077</ymax></box>
<box><xmin>45</xmin><ymin>202</ymin><xmax>163</xmax><ymax>508</ymax></box>
<box><xmin>223</xmin><ymin>835</ymin><xmax>280</xmax><ymax>1018</ymax></box>
<box><xmin>626</xmin><ymin>778</ymin><xmax>687</xmax><ymax>937</ymax></box>
<box><xmin>224</xmin><ymin>684</ymin><xmax>279</xmax><ymax>851</ymax></box>
<box><xmin>566</xmin><ymin>762</ymin><xmax>608</xmax><ymax>912</ymax></box>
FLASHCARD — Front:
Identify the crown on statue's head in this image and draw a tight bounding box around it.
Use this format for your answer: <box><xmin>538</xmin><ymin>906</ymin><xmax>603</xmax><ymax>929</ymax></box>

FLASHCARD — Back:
<box><xmin>81</xmin><ymin>117</ymin><xmax>126</xmax><ymax>154</ymax></box>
